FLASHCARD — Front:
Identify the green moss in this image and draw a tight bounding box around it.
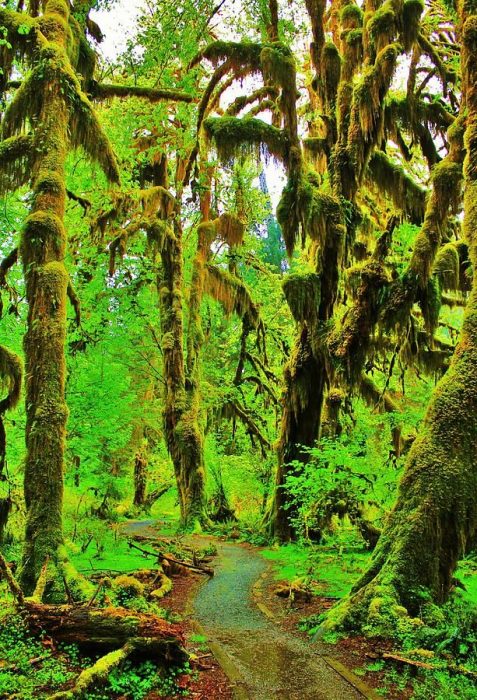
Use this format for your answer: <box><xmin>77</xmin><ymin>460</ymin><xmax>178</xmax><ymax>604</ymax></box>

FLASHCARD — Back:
<box><xmin>0</xmin><ymin>345</ymin><xmax>22</xmax><ymax>413</ymax></box>
<box><xmin>0</xmin><ymin>134</ymin><xmax>33</xmax><ymax>194</ymax></box>
<box><xmin>282</xmin><ymin>273</ymin><xmax>321</xmax><ymax>327</ymax></box>
<box><xmin>366</xmin><ymin>1</ymin><xmax>396</xmax><ymax>43</ymax></box>
<box><xmin>321</xmin><ymin>41</ymin><xmax>341</xmax><ymax>106</ymax></box>
<box><xmin>345</xmin><ymin>28</ymin><xmax>363</xmax><ymax>45</ymax></box>
<box><xmin>431</xmin><ymin>161</ymin><xmax>463</xmax><ymax>217</ymax></box>
<box><xmin>340</xmin><ymin>4</ymin><xmax>364</xmax><ymax>27</ymax></box>
<box><xmin>112</xmin><ymin>574</ymin><xmax>145</xmax><ymax>600</ymax></box>
<box><xmin>433</xmin><ymin>243</ymin><xmax>460</xmax><ymax>291</ymax></box>
<box><xmin>402</xmin><ymin>0</ymin><xmax>425</xmax><ymax>50</ymax></box>
<box><xmin>195</xmin><ymin>40</ymin><xmax>263</xmax><ymax>72</ymax></box>
<box><xmin>260</xmin><ymin>42</ymin><xmax>296</xmax><ymax>91</ymax></box>
<box><xmin>204</xmin><ymin>116</ymin><xmax>289</xmax><ymax>163</ymax></box>
<box><xmin>205</xmin><ymin>263</ymin><xmax>260</xmax><ymax>325</ymax></box>
<box><xmin>367</xmin><ymin>150</ymin><xmax>427</xmax><ymax>223</ymax></box>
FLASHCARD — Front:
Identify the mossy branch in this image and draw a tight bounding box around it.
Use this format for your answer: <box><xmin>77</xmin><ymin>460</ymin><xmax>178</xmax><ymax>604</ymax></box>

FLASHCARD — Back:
<box><xmin>0</xmin><ymin>549</ymin><xmax>25</xmax><ymax>607</ymax></box>
<box><xmin>67</xmin><ymin>281</ymin><xmax>81</xmax><ymax>326</ymax></box>
<box><xmin>92</xmin><ymin>83</ymin><xmax>195</xmax><ymax>104</ymax></box>
<box><xmin>204</xmin><ymin>116</ymin><xmax>289</xmax><ymax>163</ymax></box>
<box><xmin>50</xmin><ymin>644</ymin><xmax>135</xmax><ymax>700</ymax></box>
<box><xmin>189</xmin><ymin>40</ymin><xmax>263</xmax><ymax>72</ymax></box>
<box><xmin>225</xmin><ymin>86</ymin><xmax>279</xmax><ymax>116</ymax></box>
<box><xmin>221</xmin><ymin>399</ymin><xmax>271</xmax><ymax>454</ymax></box>
<box><xmin>70</xmin><ymin>86</ymin><xmax>121</xmax><ymax>184</ymax></box>
<box><xmin>205</xmin><ymin>263</ymin><xmax>260</xmax><ymax>326</ymax></box>
<box><xmin>367</xmin><ymin>150</ymin><xmax>427</xmax><ymax>224</ymax></box>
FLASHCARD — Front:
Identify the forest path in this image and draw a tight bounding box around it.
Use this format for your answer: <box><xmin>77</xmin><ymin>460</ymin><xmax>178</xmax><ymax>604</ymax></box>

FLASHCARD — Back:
<box><xmin>123</xmin><ymin>520</ymin><xmax>369</xmax><ymax>700</ymax></box>
<box><xmin>193</xmin><ymin>539</ymin><xmax>365</xmax><ymax>700</ymax></box>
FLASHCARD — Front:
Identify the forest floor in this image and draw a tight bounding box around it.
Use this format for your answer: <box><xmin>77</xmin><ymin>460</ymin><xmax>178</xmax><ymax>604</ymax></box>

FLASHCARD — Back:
<box><xmin>124</xmin><ymin>519</ymin><xmax>382</xmax><ymax>699</ymax></box>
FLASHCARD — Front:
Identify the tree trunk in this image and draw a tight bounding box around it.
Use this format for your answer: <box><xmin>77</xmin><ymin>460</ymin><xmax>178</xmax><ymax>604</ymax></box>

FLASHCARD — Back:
<box><xmin>270</xmin><ymin>327</ymin><xmax>326</xmax><ymax>541</ymax></box>
<box><xmin>133</xmin><ymin>450</ymin><xmax>148</xmax><ymax>507</ymax></box>
<box><xmin>20</xmin><ymin>6</ymin><xmax>71</xmax><ymax>593</ymax></box>
<box><xmin>325</xmin><ymin>3</ymin><xmax>477</xmax><ymax>631</ymax></box>
<box><xmin>157</xmin><ymin>221</ymin><xmax>206</xmax><ymax>529</ymax></box>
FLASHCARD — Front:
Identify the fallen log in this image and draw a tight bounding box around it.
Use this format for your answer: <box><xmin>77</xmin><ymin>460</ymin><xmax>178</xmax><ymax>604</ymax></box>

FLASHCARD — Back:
<box><xmin>25</xmin><ymin>602</ymin><xmax>186</xmax><ymax>657</ymax></box>
<box><xmin>381</xmin><ymin>652</ymin><xmax>477</xmax><ymax>681</ymax></box>
<box><xmin>0</xmin><ymin>551</ymin><xmax>186</xmax><ymax>663</ymax></box>
<box><xmin>127</xmin><ymin>540</ymin><xmax>214</xmax><ymax>576</ymax></box>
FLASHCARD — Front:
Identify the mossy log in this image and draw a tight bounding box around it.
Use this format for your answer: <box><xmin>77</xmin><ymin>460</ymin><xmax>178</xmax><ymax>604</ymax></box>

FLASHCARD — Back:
<box><xmin>25</xmin><ymin>602</ymin><xmax>186</xmax><ymax>657</ymax></box>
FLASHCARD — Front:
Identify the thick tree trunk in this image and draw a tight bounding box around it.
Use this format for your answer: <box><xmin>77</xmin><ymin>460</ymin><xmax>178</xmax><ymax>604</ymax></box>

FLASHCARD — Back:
<box><xmin>325</xmin><ymin>4</ymin><xmax>477</xmax><ymax>632</ymax></box>
<box><xmin>270</xmin><ymin>327</ymin><xmax>326</xmax><ymax>541</ymax></box>
<box><xmin>20</xmin><ymin>6</ymin><xmax>71</xmax><ymax>593</ymax></box>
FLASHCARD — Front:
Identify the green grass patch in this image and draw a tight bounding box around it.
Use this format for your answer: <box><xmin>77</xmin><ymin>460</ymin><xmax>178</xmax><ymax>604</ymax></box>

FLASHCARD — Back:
<box><xmin>261</xmin><ymin>543</ymin><xmax>371</xmax><ymax>597</ymax></box>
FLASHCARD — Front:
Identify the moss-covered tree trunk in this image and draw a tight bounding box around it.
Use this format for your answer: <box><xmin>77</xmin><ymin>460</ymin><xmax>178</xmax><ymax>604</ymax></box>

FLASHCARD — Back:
<box><xmin>157</xmin><ymin>219</ymin><xmax>207</xmax><ymax>529</ymax></box>
<box><xmin>326</xmin><ymin>1</ymin><xmax>477</xmax><ymax>631</ymax></box>
<box><xmin>271</xmin><ymin>328</ymin><xmax>327</xmax><ymax>541</ymax></box>
<box><xmin>133</xmin><ymin>449</ymin><xmax>148</xmax><ymax>507</ymax></box>
<box><xmin>19</xmin><ymin>3</ymin><xmax>71</xmax><ymax>594</ymax></box>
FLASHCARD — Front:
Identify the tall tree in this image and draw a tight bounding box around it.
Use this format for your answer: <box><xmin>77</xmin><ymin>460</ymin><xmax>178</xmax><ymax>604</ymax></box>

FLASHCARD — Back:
<box><xmin>324</xmin><ymin>0</ymin><xmax>477</xmax><ymax>633</ymax></box>
<box><xmin>0</xmin><ymin>0</ymin><xmax>119</xmax><ymax>593</ymax></box>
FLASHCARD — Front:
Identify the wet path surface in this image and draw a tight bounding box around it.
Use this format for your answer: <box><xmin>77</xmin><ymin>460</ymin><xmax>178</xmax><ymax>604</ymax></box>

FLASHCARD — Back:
<box><xmin>194</xmin><ymin>541</ymin><xmax>364</xmax><ymax>700</ymax></box>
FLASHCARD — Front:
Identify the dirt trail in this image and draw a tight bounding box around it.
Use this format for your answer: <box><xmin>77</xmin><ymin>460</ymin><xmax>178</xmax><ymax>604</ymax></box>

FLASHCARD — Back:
<box><xmin>122</xmin><ymin>521</ymin><xmax>367</xmax><ymax>700</ymax></box>
<box><xmin>193</xmin><ymin>540</ymin><xmax>364</xmax><ymax>700</ymax></box>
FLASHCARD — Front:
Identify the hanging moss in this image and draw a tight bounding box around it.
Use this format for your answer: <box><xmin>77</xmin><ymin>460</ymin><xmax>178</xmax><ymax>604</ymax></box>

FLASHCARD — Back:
<box><xmin>340</xmin><ymin>4</ymin><xmax>364</xmax><ymax>29</ymax></box>
<box><xmin>431</xmin><ymin>160</ymin><xmax>463</xmax><ymax>217</ymax></box>
<box><xmin>357</xmin><ymin>44</ymin><xmax>399</xmax><ymax>132</ymax></box>
<box><xmin>346</xmin><ymin>43</ymin><xmax>399</xmax><ymax>195</ymax></box>
<box><xmin>419</xmin><ymin>276</ymin><xmax>442</xmax><ymax>334</ymax></box>
<box><xmin>0</xmin><ymin>135</ymin><xmax>33</xmax><ymax>194</ymax></box>
<box><xmin>402</xmin><ymin>0</ymin><xmax>424</xmax><ymax>50</ymax></box>
<box><xmin>303</xmin><ymin>137</ymin><xmax>329</xmax><ymax>155</ymax></box>
<box><xmin>433</xmin><ymin>243</ymin><xmax>460</xmax><ymax>291</ymax></box>
<box><xmin>321</xmin><ymin>42</ymin><xmax>342</xmax><ymax>107</ymax></box>
<box><xmin>344</xmin><ymin>27</ymin><xmax>364</xmax><ymax>46</ymax></box>
<box><xmin>69</xmin><ymin>81</ymin><xmax>120</xmax><ymax>184</ymax></box>
<box><xmin>336</xmin><ymin>80</ymin><xmax>353</xmax><ymax>137</ymax></box>
<box><xmin>366</xmin><ymin>1</ymin><xmax>396</xmax><ymax>51</ymax></box>
<box><xmin>76</xmin><ymin>35</ymin><xmax>96</xmax><ymax>85</ymax></box>
<box><xmin>205</xmin><ymin>263</ymin><xmax>259</xmax><ymax>326</ymax></box>
<box><xmin>367</xmin><ymin>150</ymin><xmax>427</xmax><ymax>223</ymax></box>
<box><xmin>217</xmin><ymin>212</ymin><xmax>245</xmax><ymax>247</ymax></box>
<box><xmin>204</xmin><ymin>116</ymin><xmax>289</xmax><ymax>164</ymax></box>
<box><xmin>192</xmin><ymin>40</ymin><xmax>263</xmax><ymax>73</ymax></box>
<box><xmin>282</xmin><ymin>273</ymin><xmax>321</xmax><ymax>328</ymax></box>
<box><xmin>0</xmin><ymin>346</ymin><xmax>22</xmax><ymax>414</ymax></box>
<box><xmin>276</xmin><ymin>172</ymin><xmax>313</xmax><ymax>255</ymax></box>
<box><xmin>260</xmin><ymin>42</ymin><xmax>296</xmax><ymax>92</ymax></box>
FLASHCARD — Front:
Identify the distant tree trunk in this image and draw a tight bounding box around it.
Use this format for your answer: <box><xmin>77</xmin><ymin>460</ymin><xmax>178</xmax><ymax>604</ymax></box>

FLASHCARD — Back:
<box><xmin>133</xmin><ymin>450</ymin><xmax>148</xmax><ymax>507</ymax></box>
<box><xmin>326</xmin><ymin>2</ymin><xmax>477</xmax><ymax>631</ymax></box>
<box><xmin>20</xmin><ymin>10</ymin><xmax>71</xmax><ymax>594</ymax></box>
